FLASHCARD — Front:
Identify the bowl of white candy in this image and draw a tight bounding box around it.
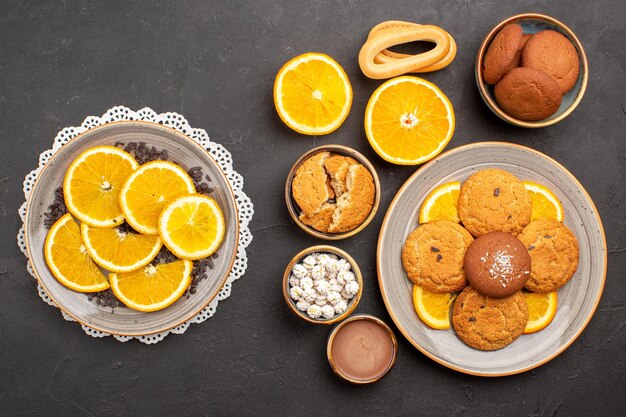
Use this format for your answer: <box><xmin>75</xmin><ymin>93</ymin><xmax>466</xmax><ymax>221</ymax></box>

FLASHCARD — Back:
<box><xmin>282</xmin><ymin>245</ymin><xmax>363</xmax><ymax>324</ymax></box>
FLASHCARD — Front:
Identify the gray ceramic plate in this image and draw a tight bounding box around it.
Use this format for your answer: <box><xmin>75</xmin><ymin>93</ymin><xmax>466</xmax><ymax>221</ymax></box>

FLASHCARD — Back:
<box><xmin>25</xmin><ymin>121</ymin><xmax>239</xmax><ymax>337</ymax></box>
<box><xmin>377</xmin><ymin>142</ymin><xmax>606</xmax><ymax>376</ymax></box>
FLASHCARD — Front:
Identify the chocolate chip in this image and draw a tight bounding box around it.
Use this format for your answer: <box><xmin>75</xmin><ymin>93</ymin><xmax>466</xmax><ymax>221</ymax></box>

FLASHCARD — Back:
<box><xmin>430</xmin><ymin>246</ymin><xmax>440</xmax><ymax>253</ymax></box>
<box><xmin>507</xmin><ymin>215</ymin><xmax>512</xmax><ymax>220</ymax></box>
<box><xmin>469</xmin><ymin>317</ymin><xmax>476</xmax><ymax>322</ymax></box>
<box><xmin>528</xmin><ymin>245</ymin><xmax>535</xmax><ymax>251</ymax></box>
<box><xmin>544</xmin><ymin>235</ymin><xmax>552</xmax><ymax>239</ymax></box>
<box><xmin>494</xmin><ymin>187</ymin><xmax>500</xmax><ymax>196</ymax></box>
<box><xmin>436</xmin><ymin>254</ymin><xmax>443</xmax><ymax>262</ymax></box>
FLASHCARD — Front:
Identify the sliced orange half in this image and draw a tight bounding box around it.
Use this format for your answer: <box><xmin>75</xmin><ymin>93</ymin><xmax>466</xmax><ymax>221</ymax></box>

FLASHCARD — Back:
<box><xmin>63</xmin><ymin>146</ymin><xmax>139</xmax><ymax>228</ymax></box>
<box><xmin>44</xmin><ymin>213</ymin><xmax>109</xmax><ymax>292</ymax></box>
<box><xmin>158</xmin><ymin>194</ymin><xmax>225</xmax><ymax>260</ymax></box>
<box><xmin>418</xmin><ymin>181</ymin><xmax>461</xmax><ymax>224</ymax></box>
<box><xmin>523</xmin><ymin>291</ymin><xmax>558</xmax><ymax>334</ymax></box>
<box><xmin>81</xmin><ymin>223</ymin><xmax>162</xmax><ymax>273</ymax></box>
<box><xmin>109</xmin><ymin>259</ymin><xmax>193</xmax><ymax>312</ymax></box>
<box><xmin>523</xmin><ymin>181</ymin><xmax>564</xmax><ymax>222</ymax></box>
<box><xmin>364</xmin><ymin>76</ymin><xmax>455</xmax><ymax>165</ymax></box>
<box><xmin>412</xmin><ymin>285</ymin><xmax>457</xmax><ymax>330</ymax></box>
<box><xmin>119</xmin><ymin>160</ymin><xmax>196</xmax><ymax>235</ymax></box>
<box><xmin>274</xmin><ymin>52</ymin><xmax>352</xmax><ymax>135</ymax></box>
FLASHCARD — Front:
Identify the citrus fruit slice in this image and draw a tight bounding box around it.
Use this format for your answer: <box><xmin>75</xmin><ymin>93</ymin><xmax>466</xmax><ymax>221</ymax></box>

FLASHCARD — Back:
<box><xmin>81</xmin><ymin>223</ymin><xmax>162</xmax><ymax>273</ymax></box>
<box><xmin>523</xmin><ymin>181</ymin><xmax>564</xmax><ymax>222</ymax></box>
<box><xmin>412</xmin><ymin>285</ymin><xmax>457</xmax><ymax>330</ymax></box>
<box><xmin>119</xmin><ymin>161</ymin><xmax>196</xmax><ymax>235</ymax></box>
<box><xmin>418</xmin><ymin>181</ymin><xmax>461</xmax><ymax>224</ymax></box>
<box><xmin>523</xmin><ymin>291</ymin><xmax>558</xmax><ymax>334</ymax></box>
<box><xmin>63</xmin><ymin>146</ymin><xmax>139</xmax><ymax>228</ymax></box>
<box><xmin>44</xmin><ymin>213</ymin><xmax>109</xmax><ymax>292</ymax></box>
<box><xmin>364</xmin><ymin>76</ymin><xmax>455</xmax><ymax>165</ymax></box>
<box><xmin>158</xmin><ymin>194</ymin><xmax>226</xmax><ymax>260</ymax></box>
<box><xmin>109</xmin><ymin>259</ymin><xmax>193</xmax><ymax>312</ymax></box>
<box><xmin>274</xmin><ymin>52</ymin><xmax>352</xmax><ymax>135</ymax></box>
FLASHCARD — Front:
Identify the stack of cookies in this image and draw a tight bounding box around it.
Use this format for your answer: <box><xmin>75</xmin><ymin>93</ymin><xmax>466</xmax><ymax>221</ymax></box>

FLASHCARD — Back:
<box><xmin>483</xmin><ymin>23</ymin><xmax>580</xmax><ymax>121</ymax></box>
<box><xmin>402</xmin><ymin>168</ymin><xmax>579</xmax><ymax>351</ymax></box>
<box><xmin>292</xmin><ymin>151</ymin><xmax>375</xmax><ymax>234</ymax></box>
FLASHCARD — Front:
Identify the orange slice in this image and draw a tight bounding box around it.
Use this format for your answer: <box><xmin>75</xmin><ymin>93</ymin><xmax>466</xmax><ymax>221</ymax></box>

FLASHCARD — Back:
<box><xmin>109</xmin><ymin>259</ymin><xmax>193</xmax><ymax>312</ymax></box>
<box><xmin>274</xmin><ymin>52</ymin><xmax>352</xmax><ymax>135</ymax></box>
<box><xmin>63</xmin><ymin>146</ymin><xmax>139</xmax><ymax>228</ymax></box>
<box><xmin>418</xmin><ymin>181</ymin><xmax>461</xmax><ymax>223</ymax></box>
<box><xmin>523</xmin><ymin>291</ymin><xmax>558</xmax><ymax>334</ymax></box>
<box><xmin>158</xmin><ymin>194</ymin><xmax>225</xmax><ymax>260</ymax></box>
<box><xmin>412</xmin><ymin>285</ymin><xmax>457</xmax><ymax>330</ymax></box>
<box><xmin>364</xmin><ymin>76</ymin><xmax>455</xmax><ymax>165</ymax></box>
<box><xmin>523</xmin><ymin>181</ymin><xmax>564</xmax><ymax>222</ymax></box>
<box><xmin>119</xmin><ymin>161</ymin><xmax>196</xmax><ymax>235</ymax></box>
<box><xmin>44</xmin><ymin>213</ymin><xmax>109</xmax><ymax>292</ymax></box>
<box><xmin>81</xmin><ymin>223</ymin><xmax>162</xmax><ymax>273</ymax></box>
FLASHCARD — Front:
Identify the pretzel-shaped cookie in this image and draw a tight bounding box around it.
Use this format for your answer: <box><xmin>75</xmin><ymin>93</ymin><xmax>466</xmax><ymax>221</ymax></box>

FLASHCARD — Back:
<box><xmin>359</xmin><ymin>22</ymin><xmax>456</xmax><ymax>78</ymax></box>
<box><xmin>368</xmin><ymin>21</ymin><xmax>457</xmax><ymax>73</ymax></box>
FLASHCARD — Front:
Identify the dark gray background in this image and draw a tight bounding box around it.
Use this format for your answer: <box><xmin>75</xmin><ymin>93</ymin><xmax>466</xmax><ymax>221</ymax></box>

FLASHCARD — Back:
<box><xmin>1</xmin><ymin>1</ymin><xmax>625</xmax><ymax>416</ymax></box>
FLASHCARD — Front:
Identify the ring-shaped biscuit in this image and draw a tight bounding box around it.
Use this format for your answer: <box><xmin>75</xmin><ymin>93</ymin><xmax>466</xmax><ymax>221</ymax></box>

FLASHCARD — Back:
<box><xmin>359</xmin><ymin>25</ymin><xmax>451</xmax><ymax>79</ymax></box>
<box><xmin>367</xmin><ymin>21</ymin><xmax>456</xmax><ymax>73</ymax></box>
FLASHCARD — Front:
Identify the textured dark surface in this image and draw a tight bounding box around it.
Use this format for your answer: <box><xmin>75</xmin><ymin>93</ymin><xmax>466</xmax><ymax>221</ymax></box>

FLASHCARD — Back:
<box><xmin>1</xmin><ymin>1</ymin><xmax>625</xmax><ymax>416</ymax></box>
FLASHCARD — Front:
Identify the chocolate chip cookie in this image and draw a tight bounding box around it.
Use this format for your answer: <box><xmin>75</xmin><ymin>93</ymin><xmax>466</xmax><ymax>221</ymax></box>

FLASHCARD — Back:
<box><xmin>452</xmin><ymin>286</ymin><xmax>528</xmax><ymax>351</ymax></box>
<box><xmin>402</xmin><ymin>220</ymin><xmax>474</xmax><ymax>292</ymax></box>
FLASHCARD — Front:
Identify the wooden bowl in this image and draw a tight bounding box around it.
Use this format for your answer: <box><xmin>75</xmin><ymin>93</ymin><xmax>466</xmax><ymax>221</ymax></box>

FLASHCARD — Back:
<box><xmin>326</xmin><ymin>314</ymin><xmax>398</xmax><ymax>384</ymax></box>
<box><xmin>285</xmin><ymin>144</ymin><xmax>380</xmax><ymax>240</ymax></box>
<box><xmin>475</xmin><ymin>13</ymin><xmax>588</xmax><ymax>128</ymax></box>
<box><xmin>282</xmin><ymin>245</ymin><xmax>363</xmax><ymax>325</ymax></box>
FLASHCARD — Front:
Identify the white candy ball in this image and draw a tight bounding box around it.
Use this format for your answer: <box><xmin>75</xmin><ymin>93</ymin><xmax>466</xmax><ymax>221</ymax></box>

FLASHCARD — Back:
<box><xmin>289</xmin><ymin>286</ymin><xmax>303</xmax><ymax>301</ymax></box>
<box><xmin>296</xmin><ymin>300</ymin><xmax>310</xmax><ymax>312</ymax></box>
<box><xmin>302</xmin><ymin>288</ymin><xmax>316</xmax><ymax>303</ymax></box>
<box><xmin>321</xmin><ymin>304</ymin><xmax>335</xmax><ymax>319</ymax></box>
<box><xmin>302</xmin><ymin>255</ymin><xmax>317</xmax><ymax>269</ymax></box>
<box><xmin>334</xmin><ymin>299</ymin><xmax>348</xmax><ymax>314</ymax></box>
<box><xmin>311</xmin><ymin>264</ymin><xmax>326</xmax><ymax>280</ymax></box>
<box><xmin>288</xmin><ymin>275</ymin><xmax>300</xmax><ymax>287</ymax></box>
<box><xmin>292</xmin><ymin>263</ymin><xmax>309</xmax><ymax>279</ymax></box>
<box><xmin>307</xmin><ymin>304</ymin><xmax>323</xmax><ymax>319</ymax></box>
<box><xmin>299</xmin><ymin>277</ymin><xmax>313</xmax><ymax>290</ymax></box>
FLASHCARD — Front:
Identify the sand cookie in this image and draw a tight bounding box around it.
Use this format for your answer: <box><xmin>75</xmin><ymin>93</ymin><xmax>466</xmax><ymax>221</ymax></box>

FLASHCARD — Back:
<box><xmin>518</xmin><ymin>219</ymin><xmax>579</xmax><ymax>292</ymax></box>
<box><xmin>452</xmin><ymin>286</ymin><xmax>528</xmax><ymax>351</ymax></box>
<box><xmin>299</xmin><ymin>202</ymin><xmax>336</xmax><ymax>233</ymax></box>
<box><xmin>401</xmin><ymin>220</ymin><xmax>474</xmax><ymax>292</ymax></box>
<box><xmin>325</xmin><ymin>155</ymin><xmax>357</xmax><ymax>197</ymax></box>
<box><xmin>458</xmin><ymin>168</ymin><xmax>532</xmax><ymax>237</ymax></box>
<box><xmin>521</xmin><ymin>30</ymin><xmax>580</xmax><ymax>94</ymax></box>
<box><xmin>483</xmin><ymin>23</ymin><xmax>523</xmax><ymax>85</ymax></box>
<box><xmin>292</xmin><ymin>151</ymin><xmax>331</xmax><ymax>215</ymax></box>
<box><xmin>464</xmin><ymin>231</ymin><xmax>531</xmax><ymax>298</ymax></box>
<box><xmin>494</xmin><ymin>67</ymin><xmax>562</xmax><ymax>121</ymax></box>
<box><xmin>328</xmin><ymin>164</ymin><xmax>375</xmax><ymax>233</ymax></box>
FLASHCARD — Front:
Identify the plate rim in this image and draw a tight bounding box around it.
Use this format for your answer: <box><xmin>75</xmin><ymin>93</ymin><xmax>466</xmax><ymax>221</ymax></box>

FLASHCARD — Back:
<box><xmin>376</xmin><ymin>141</ymin><xmax>607</xmax><ymax>377</ymax></box>
<box><xmin>24</xmin><ymin>120</ymin><xmax>240</xmax><ymax>337</ymax></box>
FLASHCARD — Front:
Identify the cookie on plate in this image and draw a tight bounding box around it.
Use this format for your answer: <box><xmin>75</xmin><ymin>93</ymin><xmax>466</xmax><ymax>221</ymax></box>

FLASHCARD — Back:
<box><xmin>452</xmin><ymin>286</ymin><xmax>528</xmax><ymax>351</ymax></box>
<box><xmin>494</xmin><ymin>67</ymin><xmax>562</xmax><ymax>121</ymax></box>
<box><xmin>518</xmin><ymin>219</ymin><xmax>579</xmax><ymax>292</ymax></box>
<box><xmin>328</xmin><ymin>164</ymin><xmax>375</xmax><ymax>233</ymax></box>
<box><xmin>464</xmin><ymin>231</ymin><xmax>531</xmax><ymax>298</ymax></box>
<box><xmin>292</xmin><ymin>151</ymin><xmax>331</xmax><ymax>215</ymax></box>
<box><xmin>521</xmin><ymin>29</ymin><xmax>580</xmax><ymax>94</ymax></box>
<box><xmin>402</xmin><ymin>220</ymin><xmax>474</xmax><ymax>292</ymax></box>
<box><xmin>458</xmin><ymin>168</ymin><xmax>532</xmax><ymax>237</ymax></box>
<box><xmin>483</xmin><ymin>23</ymin><xmax>523</xmax><ymax>85</ymax></box>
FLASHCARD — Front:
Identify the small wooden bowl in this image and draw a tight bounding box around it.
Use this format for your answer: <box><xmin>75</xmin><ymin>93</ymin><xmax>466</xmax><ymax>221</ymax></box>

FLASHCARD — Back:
<box><xmin>285</xmin><ymin>144</ymin><xmax>380</xmax><ymax>240</ymax></box>
<box><xmin>475</xmin><ymin>13</ymin><xmax>588</xmax><ymax>128</ymax></box>
<box><xmin>282</xmin><ymin>245</ymin><xmax>363</xmax><ymax>325</ymax></box>
<box><xmin>327</xmin><ymin>314</ymin><xmax>398</xmax><ymax>384</ymax></box>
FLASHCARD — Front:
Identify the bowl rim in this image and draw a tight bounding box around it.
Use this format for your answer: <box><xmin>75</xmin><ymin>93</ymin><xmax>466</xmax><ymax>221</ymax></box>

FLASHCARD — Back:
<box><xmin>475</xmin><ymin>13</ymin><xmax>589</xmax><ymax>128</ymax></box>
<box><xmin>284</xmin><ymin>144</ymin><xmax>381</xmax><ymax>240</ymax></box>
<box><xmin>326</xmin><ymin>314</ymin><xmax>398</xmax><ymax>384</ymax></box>
<box><xmin>24</xmin><ymin>120</ymin><xmax>240</xmax><ymax>337</ymax></box>
<box><xmin>282</xmin><ymin>245</ymin><xmax>363</xmax><ymax>325</ymax></box>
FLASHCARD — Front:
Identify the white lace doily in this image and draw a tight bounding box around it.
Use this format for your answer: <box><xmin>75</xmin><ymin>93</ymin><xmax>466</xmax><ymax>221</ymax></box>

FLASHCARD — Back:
<box><xmin>17</xmin><ymin>106</ymin><xmax>254</xmax><ymax>344</ymax></box>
